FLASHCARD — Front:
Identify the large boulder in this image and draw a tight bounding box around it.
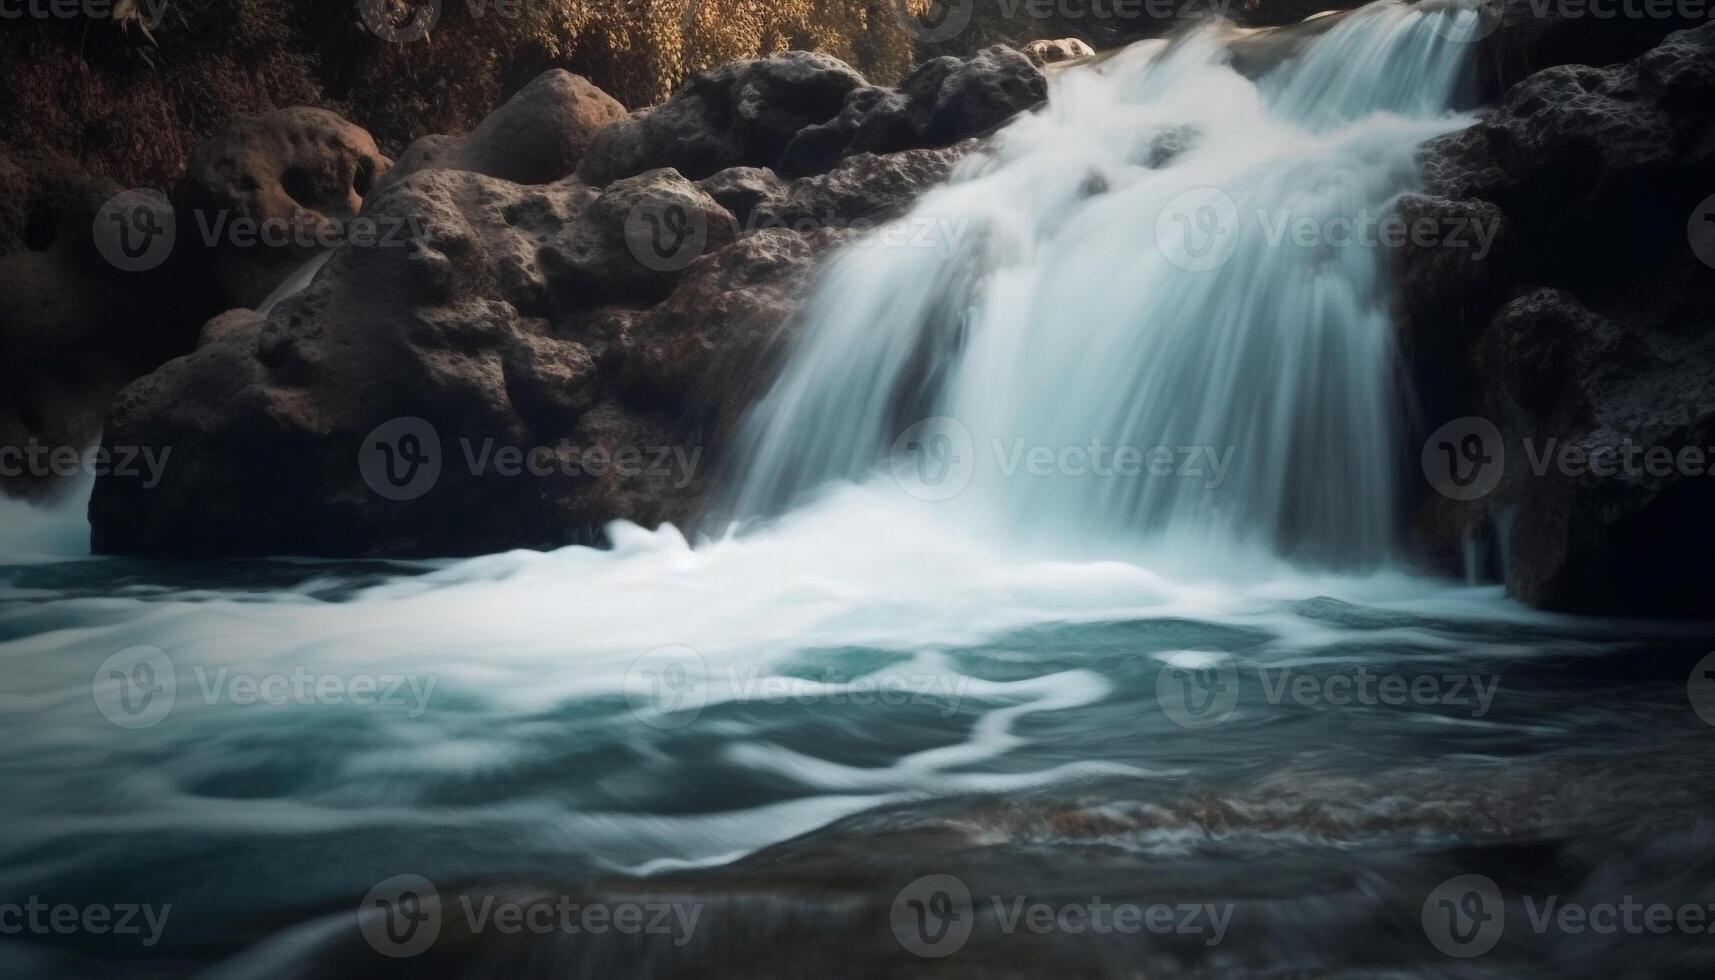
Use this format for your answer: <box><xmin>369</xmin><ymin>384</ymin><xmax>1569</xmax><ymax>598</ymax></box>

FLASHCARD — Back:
<box><xmin>174</xmin><ymin>107</ymin><xmax>392</xmax><ymax>309</ymax></box>
<box><xmin>380</xmin><ymin>70</ymin><xmax>627</xmax><ymax>190</ymax></box>
<box><xmin>1399</xmin><ymin>24</ymin><xmax>1715</xmax><ymax>614</ymax></box>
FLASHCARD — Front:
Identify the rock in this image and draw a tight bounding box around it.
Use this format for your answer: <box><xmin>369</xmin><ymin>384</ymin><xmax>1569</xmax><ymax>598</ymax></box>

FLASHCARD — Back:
<box><xmin>174</xmin><ymin>107</ymin><xmax>392</xmax><ymax>309</ymax></box>
<box><xmin>1404</xmin><ymin>25</ymin><xmax>1715</xmax><ymax>615</ymax></box>
<box><xmin>1390</xmin><ymin>194</ymin><xmax>1512</xmax><ymax>423</ymax></box>
<box><xmin>697</xmin><ymin>167</ymin><xmax>788</xmax><ymax>229</ymax></box>
<box><xmin>88</xmin><ymin>122</ymin><xmax>966</xmax><ymax>556</ymax></box>
<box><xmin>578</xmin><ymin>52</ymin><xmax>868</xmax><ymax>186</ymax></box>
<box><xmin>380</xmin><ymin>71</ymin><xmax>626</xmax><ymax>190</ymax></box>
<box><xmin>0</xmin><ymin>167</ymin><xmax>204</xmax><ymax>500</ymax></box>
<box><xmin>1475</xmin><ymin>0</ymin><xmax>1706</xmax><ymax>98</ymax></box>
<box><xmin>777</xmin><ymin>87</ymin><xmax>916</xmax><ymax>178</ymax></box>
<box><xmin>539</xmin><ymin>169</ymin><xmax>737</xmax><ymax>307</ymax></box>
<box><xmin>612</xmin><ymin>228</ymin><xmax>838</xmax><ymax>442</ymax></box>
<box><xmin>759</xmin><ymin>143</ymin><xmax>980</xmax><ymax>231</ymax></box>
<box><xmin>902</xmin><ymin>45</ymin><xmax>1049</xmax><ymax>146</ymax></box>
<box><xmin>1476</xmin><ymin>290</ymin><xmax>1715</xmax><ymax>615</ymax></box>
<box><xmin>1023</xmin><ymin>37</ymin><xmax>1095</xmax><ymax>66</ymax></box>
<box><xmin>583</xmin><ymin>48</ymin><xmax>1042</xmax><ymax>186</ymax></box>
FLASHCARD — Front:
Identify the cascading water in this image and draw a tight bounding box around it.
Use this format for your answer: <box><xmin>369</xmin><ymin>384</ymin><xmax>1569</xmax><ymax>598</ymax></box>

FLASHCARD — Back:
<box><xmin>8</xmin><ymin>10</ymin><xmax>1715</xmax><ymax>977</ymax></box>
<box><xmin>727</xmin><ymin>3</ymin><xmax>1484</xmax><ymax>572</ymax></box>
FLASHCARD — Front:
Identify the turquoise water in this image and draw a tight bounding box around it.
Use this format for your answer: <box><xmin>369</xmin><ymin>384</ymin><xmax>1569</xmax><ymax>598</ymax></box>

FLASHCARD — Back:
<box><xmin>2</xmin><ymin>486</ymin><xmax>1713</xmax><ymax>976</ymax></box>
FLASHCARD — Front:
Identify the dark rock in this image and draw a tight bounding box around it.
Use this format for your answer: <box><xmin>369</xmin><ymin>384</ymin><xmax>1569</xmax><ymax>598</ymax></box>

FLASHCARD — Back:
<box><xmin>777</xmin><ymin>87</ymin><xmax>916</xmax><ymax>178</ymax></box>
<box><xmin>1476</xmin><ymin>0</ymin><xmax>1707</xmax><ymax>98</ymax></box>
<box><xmin>582</xmin><ymin>48</ymin><xmax>1041</xmax><ymax>187</ymax></box>
<box><xmin>379</xmin><ymin>71</ymin><xmax>627</xmax><ymax>189</ymax></box>
<box><xmin>612</xmin><ymin>228</ymin><xmax>839</xmax><ymax>443</ymax></box>
<box><xmin>759</xmin><ymin>143</ymin><xmax>980</xmax><ymax>231</ymax></box>
<box><xmin>1404</xmin><ymin>24</ymin><xmax>1715</xmax><ymax>615</ymax></box>
<box><xmin>697</xmin><ymin>167</ymin><xmax>788</xmax><ymax>229</ymax></box>
<box><xmin>174</xmin><ymin>107</ymin><xmax>392</xmax><ymax>309</ymax></box>
<box><xmin>0</xmin><ymin>167</ymin><xmax>202</xmax><ymax>500</ymax></box>
<box><xmin>540</xmin><ymin>169</ymin><xmax>737</xmax><ymax>307</ymax></box>
<box><xmin>578</xmin><ymin>52</ymin><xmax>868</xmax><ymax>186</ymax></box>
<box><xmin>902</xmin><ymin>45</ymin><xmax>1048</xmax><ymax>146</ymax></box>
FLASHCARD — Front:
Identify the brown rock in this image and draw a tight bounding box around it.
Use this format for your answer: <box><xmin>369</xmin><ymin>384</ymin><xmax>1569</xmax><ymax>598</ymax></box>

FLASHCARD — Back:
<box><xmin>381</xmin><ymin>70</ymin><xmax>627</xmax><ymax>189</ymax></box>
<box><xmin>174</xmin><ymin>107</ymin><xmax>392</xmax><ymax>308</ymax></box>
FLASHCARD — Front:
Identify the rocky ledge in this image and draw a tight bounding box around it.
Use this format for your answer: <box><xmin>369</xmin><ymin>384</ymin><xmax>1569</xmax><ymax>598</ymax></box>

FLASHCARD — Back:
<box><xmin>1395</xmin><ymin>19</ymin><xmax>1715</xmax><ymax>615</ymax></box>
<box><xmin>84</xmin><ymin>48</ymin><xmax>1044</xmax><ymax>557</ymax></box>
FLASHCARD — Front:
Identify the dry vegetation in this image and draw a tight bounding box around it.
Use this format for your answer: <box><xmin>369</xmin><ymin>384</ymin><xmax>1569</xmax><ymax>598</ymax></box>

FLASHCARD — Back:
<box><xmin>0</xmin><ymin>0</ymin><xmax>932</xmax><ymax>189</ymax></box>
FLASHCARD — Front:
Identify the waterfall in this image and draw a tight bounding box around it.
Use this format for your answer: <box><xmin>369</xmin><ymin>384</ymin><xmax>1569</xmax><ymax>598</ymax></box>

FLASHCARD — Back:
<box><xmin>724</xmin><ymin>2</ymin><xmax>1482</xmax><ymax>572</ymax></box>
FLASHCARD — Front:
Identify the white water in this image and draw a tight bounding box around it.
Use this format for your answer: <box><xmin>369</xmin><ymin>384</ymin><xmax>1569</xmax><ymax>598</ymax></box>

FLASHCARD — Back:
<box><xmin>728</xmin><ymin>3</ymin><xmax>1484</xmax><ymax>573</ymax></box>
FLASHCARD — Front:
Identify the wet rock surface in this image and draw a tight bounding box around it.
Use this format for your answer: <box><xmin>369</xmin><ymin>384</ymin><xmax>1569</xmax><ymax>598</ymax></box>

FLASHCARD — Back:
<box><xmin>1400</xmin><ymin>24</ymin><xmax>1715</xmax><ymax>614</ymax></box>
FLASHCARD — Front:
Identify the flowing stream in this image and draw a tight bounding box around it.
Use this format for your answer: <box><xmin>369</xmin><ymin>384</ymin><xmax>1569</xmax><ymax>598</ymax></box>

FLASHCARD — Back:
<box><xmin>2</xmin><ymin>6</ymin><xmax>1712</xmax><ymax>978</ymax></box>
